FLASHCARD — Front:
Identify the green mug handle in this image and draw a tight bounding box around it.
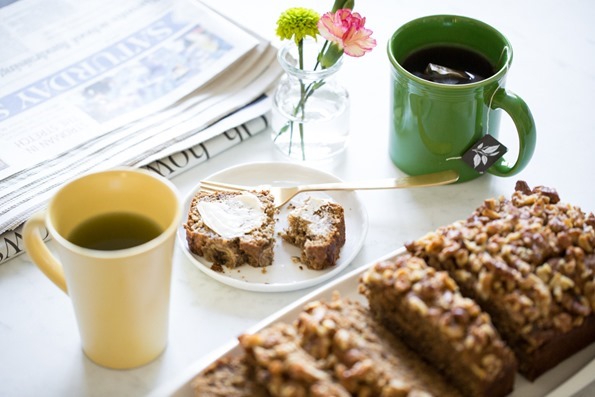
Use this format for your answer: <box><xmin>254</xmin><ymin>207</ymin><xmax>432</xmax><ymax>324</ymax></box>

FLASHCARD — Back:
<box><xmin>487</xmin><ymin>88</ymin><xmax>537</xmax><ymax>176</ymax></box>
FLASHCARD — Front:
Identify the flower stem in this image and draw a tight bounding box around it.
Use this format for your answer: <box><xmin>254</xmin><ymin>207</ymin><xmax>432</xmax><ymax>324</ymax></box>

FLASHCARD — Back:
<box><xmin>298</xmin><ymin>39</ymin><xmax>307</xmax><ymax>159</ymax></box>
<box><xmin>274</xmin><ymin>39</ymin><xmax>330</xmax><ymax>160</ymax></box>
<box><xmin>288</xmin><ymin>119</ymin><xmax>294</xmax><ymax>155</ymax></box>
<box><xmin>314</xmin><ymin>40</ymin><xmax>330</xmax><ymax>70</ymax></box>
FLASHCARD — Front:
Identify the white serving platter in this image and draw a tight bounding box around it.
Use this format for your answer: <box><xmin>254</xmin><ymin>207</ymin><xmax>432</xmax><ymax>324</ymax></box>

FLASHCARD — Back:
<box><xmin>151</xmin><ymin>247</ymin><xmax>595</xmax><ymax>397</ymax></box>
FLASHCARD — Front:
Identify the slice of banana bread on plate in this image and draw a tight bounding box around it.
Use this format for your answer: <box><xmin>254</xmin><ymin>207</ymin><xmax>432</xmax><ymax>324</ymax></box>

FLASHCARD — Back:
<box><xmin>184</xmin><ymin>190</ymin><xmax>276</xmax><ymax>270</ymax></box>
<box><xmin>281</xmin><ymin>196</ymin><xmax>346</xmax><ymax>270</ymax></box>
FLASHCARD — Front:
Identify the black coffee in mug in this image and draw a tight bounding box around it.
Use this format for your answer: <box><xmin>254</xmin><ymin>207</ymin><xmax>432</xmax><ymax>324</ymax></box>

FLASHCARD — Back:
<box><xmin>402</xmin><ymin>45</ymin><xmax>496</xmax><ymax>84</ymax></box>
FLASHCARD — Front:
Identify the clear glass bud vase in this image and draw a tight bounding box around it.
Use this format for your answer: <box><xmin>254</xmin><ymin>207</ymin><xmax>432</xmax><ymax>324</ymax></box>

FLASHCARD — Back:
<box><xmin>271</xmin><ymin>39</ymin><xmax>350</xmax><ymax>161</ymax></box>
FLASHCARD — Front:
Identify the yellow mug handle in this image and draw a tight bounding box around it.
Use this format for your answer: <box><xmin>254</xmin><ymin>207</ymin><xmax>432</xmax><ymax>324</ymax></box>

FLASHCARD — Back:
<box><xmin>23</xmin><ymin>212</ymin><xmax>68</xmax><ymax>294</ymax></box>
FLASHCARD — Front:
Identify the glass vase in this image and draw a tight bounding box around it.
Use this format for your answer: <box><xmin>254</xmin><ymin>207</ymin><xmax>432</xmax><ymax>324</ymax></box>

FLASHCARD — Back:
<box><xmin>271</xmin><ymin>39</ymin><xmax>350</xmax><ymax>161</ymax></box>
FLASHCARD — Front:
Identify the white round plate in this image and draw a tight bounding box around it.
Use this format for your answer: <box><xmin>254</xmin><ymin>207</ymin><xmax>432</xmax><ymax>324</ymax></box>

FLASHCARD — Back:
<box><xmin>177</xmin><ymin>162</ymin><xmax>369</xmax><ymax>292</ymax></box>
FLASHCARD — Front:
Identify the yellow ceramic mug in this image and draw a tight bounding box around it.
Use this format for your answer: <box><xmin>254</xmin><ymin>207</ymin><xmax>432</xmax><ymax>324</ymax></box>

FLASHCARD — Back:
<box><xmin>23</xmin><ymin>168</ymin><xmax>181</xmax><ymax>369</ymax></box>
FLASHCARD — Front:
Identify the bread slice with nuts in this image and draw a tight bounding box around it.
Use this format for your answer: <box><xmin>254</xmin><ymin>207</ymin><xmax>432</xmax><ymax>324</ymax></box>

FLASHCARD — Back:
<box><xmin>405</xmin><ymin>181</ymin><xmax>595</xmax><ymax>380</ymax></box>
<box><xmin>294</xmin><ymin>294</ymin><xmax>462</xmax><ymax>397</ymax></box>
<box><xmin>360</xmin><ymin>254</ymin><xmax>517</xmax><ymax>397</ymax></box>
<box><xmin>237</xmin><ymin>294</ymin><xmax>462</xmax><ymax>397</ymax></box>
<box><xmin>190</xmin><ymin>355</ymin><xmax>268</xmax><ymax>397</ymax></box>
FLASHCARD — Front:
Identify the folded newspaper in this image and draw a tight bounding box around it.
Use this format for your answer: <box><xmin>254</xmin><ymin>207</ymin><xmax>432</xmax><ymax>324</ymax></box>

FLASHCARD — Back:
<box><xmin>0</xmin><ymin>0</ymin><xmax>282</xmax><ymax>264</ymax></box>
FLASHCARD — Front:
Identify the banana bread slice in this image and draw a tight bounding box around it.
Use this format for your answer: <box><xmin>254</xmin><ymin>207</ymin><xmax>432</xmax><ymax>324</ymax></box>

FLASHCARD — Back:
<box><xmin>237</xmin><ymin>294</ymin><xmax>462</xmax><ymax>397</ymax></box>
<box><xmin>193</xmin><ymin>293</ymin><xmax>463</xmax><ymax>397</ymax></box>
<box><xmin>184</xmin><ymin>190</ymin><xmax>276</xmax><ymax>270</ymax></box>
<box><xmin>238</xmin><ymin>322</ymin><xmax>352</xmax><ymax>397</ymax></box>
<box><xmin>191</xmin><ymin>355</ymin><xmax>268</xmax><ymax>397</ymax></box>
<box><xmin>360</xmin><ymin>255</ymin><xmax>517</xmax><ymax>397</ymax></box>
<box><xmin>281</xmin><ymin>197</ymin><xmax>346</xmax><ymax>270</ymax></box>
<box><xmin>405</xmin><ymin>181</ymin><xmax>595</xmax><ymax>380</ymax></box>
<box><xmin>295</xmin><ymin>294</ymin><xmax>462</xmax><ymax>397</ymax></box>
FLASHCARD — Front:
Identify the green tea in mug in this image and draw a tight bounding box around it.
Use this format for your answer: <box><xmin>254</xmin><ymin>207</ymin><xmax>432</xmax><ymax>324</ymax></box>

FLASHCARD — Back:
<box><xmin>68</xmin><ymin>212</ymin><xmax>162</xmax><ymax>250</ymax></box>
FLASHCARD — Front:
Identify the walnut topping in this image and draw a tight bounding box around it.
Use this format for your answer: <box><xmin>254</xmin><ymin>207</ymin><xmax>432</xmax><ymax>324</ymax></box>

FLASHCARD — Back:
<box><xmin>361</xmin><ymin>255</ymin><xmax>513</xmax><ymax>382</ymax></box>
<box><xmin>239</xmin><ymin>322</ymin><xmax>351</xmax><ymax>397</ymax></box>
<box><xmin>294</xmin><ymin>295</ymin><xmax>458</xmax><ymax>397</ymax></box>
<box><xmin>405</xmin><ymin>182</ymin><xmax>595</xmax><ymax>348</ymax></box>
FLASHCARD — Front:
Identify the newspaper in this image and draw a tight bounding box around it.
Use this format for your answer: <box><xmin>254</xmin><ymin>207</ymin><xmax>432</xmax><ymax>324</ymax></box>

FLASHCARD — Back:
<box><xmin>0</xmin><ymin>0</ymin><xmax>259</xmax><ymax>179</ymax></box>
<box><xmin>0</xmin><ymin>0</ymin><xmax>282</xmax><ymax>251</ymax></box>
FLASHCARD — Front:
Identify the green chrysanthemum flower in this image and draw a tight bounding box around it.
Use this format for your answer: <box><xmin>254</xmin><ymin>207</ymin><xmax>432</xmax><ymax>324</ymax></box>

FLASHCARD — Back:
<box><xmin>276</xmin><ymin>7</ymin><xmax>320</xmax><ymax>45</ymax></box>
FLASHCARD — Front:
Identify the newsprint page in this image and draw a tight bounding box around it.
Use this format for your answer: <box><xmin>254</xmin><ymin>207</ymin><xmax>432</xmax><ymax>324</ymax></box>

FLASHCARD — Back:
<box><xmin>0</xmin><ymin>0</ymin><xmax>282</xmax><ymax>264</ymax></box>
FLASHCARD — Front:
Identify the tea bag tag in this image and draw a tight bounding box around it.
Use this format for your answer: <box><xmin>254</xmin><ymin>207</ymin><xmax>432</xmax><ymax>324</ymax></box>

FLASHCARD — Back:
<box><xmin>461</xmin><ymin>134</ymin><xmax>508</xmax><ymax>174</ymax></box>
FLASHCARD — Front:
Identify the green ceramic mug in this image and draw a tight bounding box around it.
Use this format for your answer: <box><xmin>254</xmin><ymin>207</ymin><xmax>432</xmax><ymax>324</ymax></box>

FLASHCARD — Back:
<box><xmin>388</xmin><ymin>15</ymin><xmax>536</xmax><ymax>182</ymax></box>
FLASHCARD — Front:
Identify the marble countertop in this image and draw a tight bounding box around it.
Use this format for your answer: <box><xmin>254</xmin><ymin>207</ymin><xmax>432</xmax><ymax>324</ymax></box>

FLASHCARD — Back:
<box><xmin>1</xmin><ymin>0</ymin><xmax>594</xmax><ymax>396</ymax></box>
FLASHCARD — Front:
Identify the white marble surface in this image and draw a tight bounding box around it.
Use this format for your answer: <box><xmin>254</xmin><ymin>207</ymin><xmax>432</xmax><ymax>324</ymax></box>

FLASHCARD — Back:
<box><xmin>1</xmin><ymin>0</ymin><xmax>594</xmax><ymax>396</ymax></box>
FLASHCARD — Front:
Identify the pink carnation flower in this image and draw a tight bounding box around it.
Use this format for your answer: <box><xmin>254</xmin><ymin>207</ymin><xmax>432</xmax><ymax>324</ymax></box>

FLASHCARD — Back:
<box><xmin>317</xmin><ymin>9</ymin><xmax>376</xmax><ymax>57</ymax></box>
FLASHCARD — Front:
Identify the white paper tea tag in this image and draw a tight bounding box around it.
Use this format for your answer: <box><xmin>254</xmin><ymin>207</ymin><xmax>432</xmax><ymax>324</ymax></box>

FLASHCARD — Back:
<box><xmin>461</xmin><ymin>134</ymin><xmax>507</xmax><ymax>174</ymax></box>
